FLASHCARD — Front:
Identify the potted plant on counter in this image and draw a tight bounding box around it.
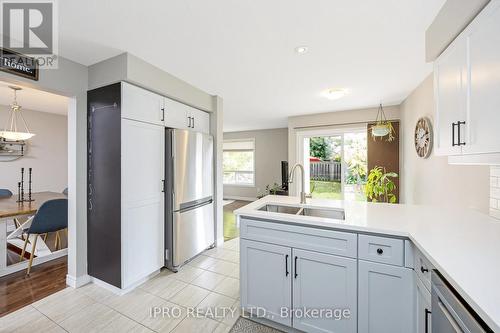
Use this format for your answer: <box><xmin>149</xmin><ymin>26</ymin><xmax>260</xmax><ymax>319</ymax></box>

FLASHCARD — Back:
<box><xmin>257</xmin><ymin>182</ymin><xmax>282</xmax><ymax>199</ymax></box>
<box><xmin>365</xmin><ymin>166</ymin><xmax>398</xmax><ymax>203</ymax></box>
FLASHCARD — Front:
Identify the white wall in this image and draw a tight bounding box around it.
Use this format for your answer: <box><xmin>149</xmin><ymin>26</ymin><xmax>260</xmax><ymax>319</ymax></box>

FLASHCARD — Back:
<box><xmin>400</xmin><ymin>74</ymin><xmax>489</xmax><ymax>213</ymax></box>
<box><xmin>223</xmin><ymin>128</ymin><xmax>288</xmax><ymax>199</ymax></box>
<box><xmin>0</xmin><ymin>107</ymin><xmax>68</xmax><ymax>193</ymax></box>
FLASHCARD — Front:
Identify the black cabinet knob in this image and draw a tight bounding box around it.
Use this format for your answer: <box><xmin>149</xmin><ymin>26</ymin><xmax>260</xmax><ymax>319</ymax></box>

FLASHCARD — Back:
<box><xmin>421</xmin><ymin>266</ymin><xmax>429</xmax><ymax>273</ymax></box>
<box><xmin>376</xmin><ymin>248</ymin><xmax>383</xmax><ymax>255</ymax></box>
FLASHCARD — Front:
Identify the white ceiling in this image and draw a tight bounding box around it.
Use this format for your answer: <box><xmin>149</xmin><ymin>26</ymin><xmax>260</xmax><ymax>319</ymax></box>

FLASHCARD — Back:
<box><xmin>0</xmin><ymin>81</ymin><xmax>68</xmax><ymax>115</ymax></box>
<box><xmin>58</xmin><ymin>0</ymin><xmax>445</xmax><ymax>131</ymax></box>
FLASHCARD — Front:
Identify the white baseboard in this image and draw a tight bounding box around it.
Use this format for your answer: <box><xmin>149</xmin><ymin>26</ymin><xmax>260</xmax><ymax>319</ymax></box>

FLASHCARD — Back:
<box><xmin>216</xmin><ymin>237</ymin><xmax>225</xmax><ymax>246</ymax></box>
<box><xmin>90</xmin><ymin>270</ymin><xmax>161</xmax><ymax>295</ymax></box>
<box><xmin>223</xmin><ymin>195</ymin><xmax>256</xmax><ymax>202</ymax></box>
<box><xmin>66</xmin><ymin>274</ymin><xmax>91</xmax><ymax>288</ymax></box>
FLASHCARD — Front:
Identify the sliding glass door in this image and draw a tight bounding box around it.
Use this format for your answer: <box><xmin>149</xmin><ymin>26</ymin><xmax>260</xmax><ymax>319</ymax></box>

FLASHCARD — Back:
<box><xmin>298</xmin><ymin>127</ymin><xmax>367</xmax><ymax>201</ymax></box>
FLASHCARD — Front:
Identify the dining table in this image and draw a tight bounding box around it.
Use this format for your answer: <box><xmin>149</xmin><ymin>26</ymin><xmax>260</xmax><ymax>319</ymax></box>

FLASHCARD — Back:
<box><xmin>0</xmin><ymin>191</ymin><xmax>67</xmax><ymax>276</ymax></box>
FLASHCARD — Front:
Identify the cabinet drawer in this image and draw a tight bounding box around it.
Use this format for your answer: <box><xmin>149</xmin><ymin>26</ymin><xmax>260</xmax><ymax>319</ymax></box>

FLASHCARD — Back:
<box><xmin>414</xmin><ymin>248</ymin><xmax>433</xmax><ymax>292</ymax></box>
<box><xmin>240</xmin><ymin>218</ymin><xmax>357</xmax><ymax>258</ymax></box>
<box><xmin>358</xmin><ymin>234</ymin><xmax>404</xmax><ymax>266</ymax></box>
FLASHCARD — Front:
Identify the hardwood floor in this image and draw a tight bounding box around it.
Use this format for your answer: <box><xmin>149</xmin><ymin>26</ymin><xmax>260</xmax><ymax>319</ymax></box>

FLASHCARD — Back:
<box><xmin>0</xmin><ymin>256</ymin><xmax>67</xmax><ymax>317</ymax></box>
<box><xmin>223</xmin><ymin>200</ymin><xmax>252</xmax><ymax>241</ymax></box>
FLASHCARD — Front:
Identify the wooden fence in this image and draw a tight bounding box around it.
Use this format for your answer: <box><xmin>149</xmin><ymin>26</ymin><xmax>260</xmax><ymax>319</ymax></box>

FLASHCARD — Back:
<box><xmin>310</xmin><ymin>161</ymin><xmax>342</xmax><ymax>181</ymax></box>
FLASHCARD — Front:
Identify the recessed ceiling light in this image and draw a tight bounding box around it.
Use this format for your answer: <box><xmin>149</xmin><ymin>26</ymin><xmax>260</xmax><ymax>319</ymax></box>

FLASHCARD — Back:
<box><xmin>295</xmin><ymin>46</ymin><xmax>308</xmax><ymax>54</ymax></box>
<box><xmin>323</xmin><ymin>88</ymin><xmax>348</xmax><ymax>100</ymax></box>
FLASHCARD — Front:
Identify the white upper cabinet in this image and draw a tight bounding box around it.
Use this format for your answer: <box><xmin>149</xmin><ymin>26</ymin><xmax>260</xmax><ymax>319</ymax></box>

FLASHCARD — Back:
<box><xmin>463</xmin><ymin>1</ymin><xmax>500</xmax><ymax>155</ymax></box>
<box><xmin>163</xmin><ymin>97</ymin><xmax>210</xmax><ymax>134</ymax></box>
<box><xmin>189</xmin><ymin>108</ymin><xmax>210</xmax><ymax>134</ymax></box>
<box><xmin>434</xmin><ymin>35</ymin><xmax>467</xmax><ymax>156</ymax></box>
<box><xmin>434</xmin><ymin>0</ymin><xmax>500</xmax><ymax>158</ymax></box>
<box><xmin>121</xmin><ymin>82</ymin><xmax>164</xmax><ymax>126</ymax></box>
<box><xmin>163</xmin><ymin>97</ymin><xmax>189</xmax><ymax>129</ymax></box>
<box><xmin>121</xmin><ymin>82</ymin><xmax>210</xmax><ymax>134</ymax></box>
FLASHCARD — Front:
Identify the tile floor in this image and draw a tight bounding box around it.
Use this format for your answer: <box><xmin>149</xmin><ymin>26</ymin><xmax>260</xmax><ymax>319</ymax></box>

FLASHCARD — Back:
<box><xmin>0</xmin><ymin>238</ymin><xmax>241</xmax><ymax>333</ymax></box>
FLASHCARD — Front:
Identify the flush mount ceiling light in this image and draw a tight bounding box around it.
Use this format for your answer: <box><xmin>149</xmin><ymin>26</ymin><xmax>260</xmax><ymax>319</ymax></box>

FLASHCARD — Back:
<box><xmin>323</xmin><ymin>88</ymin><xmax>348</xmax><ymax>100</ymax></box>
<box><xmin>295</xmin><ymin>46</ymin><xmax>308</xmax><ymax>54</ymax></box>
<box><xmin>0</xmin><ymin>86</ymin><xmax>36</xmax><ymax>141</ymax></box>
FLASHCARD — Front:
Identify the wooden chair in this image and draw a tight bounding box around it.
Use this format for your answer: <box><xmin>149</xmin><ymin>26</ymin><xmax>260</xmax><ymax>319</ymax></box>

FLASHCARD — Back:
<box><xmin>19</xmin><ymin>199</ymin><xmax>68</xmax><ymax>275</ymax></box>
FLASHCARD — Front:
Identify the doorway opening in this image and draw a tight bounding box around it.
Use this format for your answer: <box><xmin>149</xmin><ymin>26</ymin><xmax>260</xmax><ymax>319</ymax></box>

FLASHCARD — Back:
<box><xmin>298</xmin><ymin>127</ymin><xmax>367</xmax><ymax>201</ymax></box>
<box><xmin>0</xmin><ymin>81</ymin><xmax>70</xmax><ymax>316</ymax></box>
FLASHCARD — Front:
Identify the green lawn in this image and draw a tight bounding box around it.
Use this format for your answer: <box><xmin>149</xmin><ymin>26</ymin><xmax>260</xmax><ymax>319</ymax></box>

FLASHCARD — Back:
<box><xmin>310</xmin><ymin>180</ymin><xmax>367</xmax><ymax>201</ymax></box>
<box><xmin>310</xmin><ymin>180</ymin><xmax>342</xmax><ymax>199</ymax></box>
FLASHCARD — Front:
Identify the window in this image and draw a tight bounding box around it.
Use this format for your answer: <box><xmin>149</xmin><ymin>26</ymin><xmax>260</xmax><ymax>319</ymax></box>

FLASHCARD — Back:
<box><xmin>223</xmin><ymin>139</ymin><xmax>255</xmax><ymax>186</ymax></box>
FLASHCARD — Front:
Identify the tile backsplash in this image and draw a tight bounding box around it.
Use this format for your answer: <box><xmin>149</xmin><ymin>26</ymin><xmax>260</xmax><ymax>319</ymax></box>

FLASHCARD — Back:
<box><xmin>490</xmin><ymin>166</ymin><xmax>500</xmax><ymax>219</ymax></box>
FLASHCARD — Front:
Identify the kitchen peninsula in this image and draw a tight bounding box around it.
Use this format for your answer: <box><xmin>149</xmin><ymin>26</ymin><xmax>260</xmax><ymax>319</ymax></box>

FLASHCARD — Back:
<box><xmin>235</xmin><ymin>195</ymin><xmax>499</xmax><ymax>333</ymax></box>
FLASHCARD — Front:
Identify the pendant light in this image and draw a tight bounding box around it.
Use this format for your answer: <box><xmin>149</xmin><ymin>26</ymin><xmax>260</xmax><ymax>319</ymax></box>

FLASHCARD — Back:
<box><xmin>370</xmin><ymin>103</ymin><xmax>395</xmax><ymax>141</ymax></box>
<box><xmin>0</xmin><ymin>86</ymin><xmax>35</xmax><ymax>141</ymax></box>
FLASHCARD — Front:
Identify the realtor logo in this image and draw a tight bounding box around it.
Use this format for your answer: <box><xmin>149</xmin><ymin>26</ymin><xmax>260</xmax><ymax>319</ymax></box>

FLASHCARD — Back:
<box><xmin>0</xmin><ymin>0</ymin><xmax>58</xmax><ymax>68</ymax></box>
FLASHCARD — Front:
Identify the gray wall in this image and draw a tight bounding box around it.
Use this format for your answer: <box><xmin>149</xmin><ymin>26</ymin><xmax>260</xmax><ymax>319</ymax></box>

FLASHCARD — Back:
<box><xmin>0</xmin><ymin>107</ymin><xmax>68</xmax><ymax>193</ymax></box>
<box><xmin>400</xmin><ymin>74</ymin><xmax>489</xmax><ymax>213</ymax></box>
<box><xmin>223</xmin><ymin>128</ymin><xmax>288</xmax><ymax>199</ymax></box>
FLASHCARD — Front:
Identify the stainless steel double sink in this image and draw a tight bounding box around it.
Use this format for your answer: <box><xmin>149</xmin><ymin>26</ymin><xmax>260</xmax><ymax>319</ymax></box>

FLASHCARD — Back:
<box><xmin>258</xmin><ymin>204</ymin><xmax>345</xmax><ymax>220</ymax></box>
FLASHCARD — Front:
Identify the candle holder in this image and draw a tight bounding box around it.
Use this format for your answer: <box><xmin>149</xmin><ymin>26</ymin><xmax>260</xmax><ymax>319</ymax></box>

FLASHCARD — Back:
<box><xmin>20</xmin><ymin>168</ymin><xmax>25</xmax><ymax>203</ymax></box>
<box><xmin>16</xmin><ymin>181</ymin><xmax>22</xmax><ymax>203</ymax></box>
<box><xmin>24</xmin><ymin>168</ymin><xmax>34</xmax><ymax>202</ymax></box>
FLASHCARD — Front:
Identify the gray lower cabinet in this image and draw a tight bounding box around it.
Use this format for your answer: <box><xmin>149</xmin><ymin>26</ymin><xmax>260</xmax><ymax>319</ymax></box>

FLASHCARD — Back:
<box><xmin>358</xmin><ymin>260</ymin><xmax>414</xmax><ymax>333</ymax></box>
<box><xmin>415</xmin><ymin>273</ymin><xmax>432</xmax><ymax>333</ymax></box>
<box><xmin>293</xmin><ymin>249</ymin><xmax>357</xmax><ymax>333</ymax></box>
<box><xmin>240</xmin><ymin>239</ymin><xmax>357</xmax><ymax>332</ymax></box>
<box><xmin>240</xmin><ymin>239</ymin><xmax>292</xmax><ymax>327</ymax></box>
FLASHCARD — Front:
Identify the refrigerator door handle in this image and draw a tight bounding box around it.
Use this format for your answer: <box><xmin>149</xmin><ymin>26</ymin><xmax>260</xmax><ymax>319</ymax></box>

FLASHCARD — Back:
<box><xmin>179</xmin><ymin>197</ymin><xmax>213</xmax><ymax>212</ymax></box>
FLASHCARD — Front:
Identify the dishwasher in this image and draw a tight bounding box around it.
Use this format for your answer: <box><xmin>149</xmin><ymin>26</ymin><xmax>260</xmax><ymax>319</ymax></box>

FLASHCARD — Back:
<box><xmin>431</xmin><ymin>271</ymin><xmax>493</xmax><ymax>333</ymax></box>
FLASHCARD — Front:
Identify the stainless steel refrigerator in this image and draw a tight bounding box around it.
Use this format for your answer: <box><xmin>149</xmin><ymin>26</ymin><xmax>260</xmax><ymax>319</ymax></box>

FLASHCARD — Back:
<box><xmin>165</xmin><ymin>129</ymin><xmax>214</xmax><ymax>271</ymax></box>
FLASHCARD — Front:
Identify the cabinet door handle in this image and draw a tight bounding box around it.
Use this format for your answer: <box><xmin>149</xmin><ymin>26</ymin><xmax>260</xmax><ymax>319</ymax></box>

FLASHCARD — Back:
<box><xmin>424</xmin><ymin>308</ymin><xmax>431</xmax><ymax>333</ymax></box>
<box><xmin>161</xmin><ymin>180</ymin><xmax>165</xmax><ymax>193</ymax></box>
<box><xmin>294</xmin><ymin>256</ymin><xmax>298</xmax><ymax>278</ymax></box>
<box><xmin>376</xmin><ymin>248</ymin><xmax>384</xmax><ymax>255</ymax></box>
<box><xmin>192</xmin><ymin>116</ymin><xmax>195</xmax><ymax>128</ymax></box>
<box><xmin>285</xmin><ymin>254</ymin><xmax>289</xmax><ymax>277</ymax></box>
<box><xmin>187</xmin><ymin>116</ymin><xmax>191</xmax><ymax>128</ymax></box>
<box><xmin>421</xmin><ymin>266</ymin><xmax>429</xmax><ymax>274</ymax></box>
<box><xmin>457</xmin><ymin>121</ymin><xmax>466</xmax><ymax>146</ymax></box>
<box><xmin>161</xmin><ymin>107</ymin><xmax>165</xmax><ymax>121</ymax></box>
<box><xmin>452</xmin><ymin>122</ymin><xmax>457</xmax><ymax>146</ymax></box>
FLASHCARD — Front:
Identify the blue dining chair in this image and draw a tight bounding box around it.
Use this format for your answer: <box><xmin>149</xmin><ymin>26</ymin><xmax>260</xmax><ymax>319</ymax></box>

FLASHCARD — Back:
<box><xmin>20</xmin><ymin>199</ymin><xmax>68</xmax><ymax>275</ymax></box>
<box><xmin>0</xmin><ymin>189</ymin><xmax>22</xmax><ymax>229</ymax></box>
<box><xmin>0</xmin><ymin>189</ymin><xmax>13</xmax><ymax>198</ymax></box>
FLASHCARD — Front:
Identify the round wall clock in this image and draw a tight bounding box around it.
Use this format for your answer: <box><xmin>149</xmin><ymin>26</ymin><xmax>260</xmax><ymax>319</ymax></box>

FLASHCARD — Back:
<box><xmin>415</xmin><ymin>117</ymin><xmax>433</xmax><ymax>158</ymax></box>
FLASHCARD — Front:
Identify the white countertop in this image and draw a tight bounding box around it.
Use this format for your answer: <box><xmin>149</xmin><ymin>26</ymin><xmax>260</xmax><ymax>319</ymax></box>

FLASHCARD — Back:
<box><xmin>235</xmin><ymin>195</ymin><xmax>500</xmax><ymax>332</ymax></box>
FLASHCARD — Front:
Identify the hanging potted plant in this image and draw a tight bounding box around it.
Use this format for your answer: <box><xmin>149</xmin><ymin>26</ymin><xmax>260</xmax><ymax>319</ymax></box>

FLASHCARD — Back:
<box><xmin>370</xmin><ymin>104</ymin><xmax>395</xmax><ymax>142</ymax></box>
